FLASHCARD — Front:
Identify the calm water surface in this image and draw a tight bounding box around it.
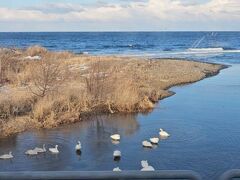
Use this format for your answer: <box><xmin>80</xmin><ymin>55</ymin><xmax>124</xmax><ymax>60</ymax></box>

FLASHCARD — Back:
<box><xmin>0</xmin><ymin>65</ymin><xmax>240</xmax><ymax>180</ymax></box>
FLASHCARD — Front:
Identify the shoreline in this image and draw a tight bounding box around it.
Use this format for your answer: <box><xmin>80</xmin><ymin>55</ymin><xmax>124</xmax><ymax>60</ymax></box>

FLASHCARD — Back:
<box><xmin>162</xmin><ymin>62</ymin><xmax>229</xmax><ymax>91</ymax></box>
<box><xmin>0</xmin><ymin>46</ymin><xmax>227</xmax><ymax>138</ymax></box>
<box><xmin>144</xmin><ymin>62</ymin><xmax>228</xmax><ymax>101</ymax></box>
<box><xmin>75</xmin><ymin>63</ymin><xmax>228</xmax><ymax>125</ymax></box>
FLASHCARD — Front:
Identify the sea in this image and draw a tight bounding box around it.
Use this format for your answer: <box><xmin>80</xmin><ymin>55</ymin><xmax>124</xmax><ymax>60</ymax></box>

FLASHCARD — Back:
<box><xmin>0</xmin><ymin>32</ymin><xmax>240</xmax><ymax>64</ymax></box>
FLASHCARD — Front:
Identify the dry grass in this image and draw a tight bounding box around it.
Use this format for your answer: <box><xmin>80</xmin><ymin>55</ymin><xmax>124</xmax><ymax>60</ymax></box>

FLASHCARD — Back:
<box><xmin>0</xmin><ymin>46</ymin><xmax>225</xmax><ymax>137</ymax></box>
<box><xmin>0</xmin><ymin>90</ymin><xmax>33</xmax><ymax>119</ymax></box>
<box><xmin>26</xmin><ymin>45</ymin><xmax>48</xmax><ymax>56</ymax></box>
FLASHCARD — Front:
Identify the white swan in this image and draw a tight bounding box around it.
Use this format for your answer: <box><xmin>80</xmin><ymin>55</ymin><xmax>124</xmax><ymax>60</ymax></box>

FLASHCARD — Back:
<box><xmin>0</xmin><ymin>152</ymin><xmax>13</xmax><ymax>159</ymax></box>
<box><xmin>141</xmin><ymin>160</ymin><xmax>155</xmax><ymax>171</ymax></box>
<box><xmin>141</xmin><ymin>165</ymin><xmax>155</xmax><ymax>171</ymax></box>
<box><xmin>113</xmin><ymin>150</ymin><xmax>121</xmax><ymax>158</ymax></box>
<box><xmin>75</xmin><ymin>141</ymin><xmax>81</xmax><ymax>151</ymax></box>
<box><xmin>150</xmin><ymin>137</ymin><xmax>159</xmax><ymax>144</ymax></box>
<box><xmin>113</xmin><ymin>167</ymin><xmax>122</xmax><ymax>171</ymax></box>
<box><xmin>142</xmin><ymin>140</ymin><xmax>153</xmax><ymax>148</ymax></box>
<box><xmin>159</xmin><ymin>128</ymin><xmax>170</xmax><ymax>137</ymax></box>
<box><xmin>141</xmin><ymin>160</ymin><xmax>149</xmax><ymax>168</ymax></box>
<box><xmin>110</xmin><ymin>134</ymin><xmax>120</xmax><ymax>141</ymax></box>
<box><xmin>34</xmin><ymin>144</ymin><xmax>46</xmax><ymax>153</ymax></box>
<box><xmin>25</xmin><ymin>149</ymin><xmax>38</xmax><ymax>155</ymax></box>
<box><xmin>49</xmin><ymin>145</ymin><xmax>59</xmax><ymax>154</ymax></box>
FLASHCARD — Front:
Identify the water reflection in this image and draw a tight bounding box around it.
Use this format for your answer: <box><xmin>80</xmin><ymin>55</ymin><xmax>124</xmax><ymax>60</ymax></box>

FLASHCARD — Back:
<box><xmin>88</xmin><ymin>114</ymin><xmax>140</xmax><ymax>136</ymax></box>
<box><xmin>0</xmin><ymin>136</ymin><xmax>17</xmax><ymax>152</ymax></box>
<box><xmin>0</xmin><ymin>113</ymin><xmax>139</xmax><ymax>171</ymax></box>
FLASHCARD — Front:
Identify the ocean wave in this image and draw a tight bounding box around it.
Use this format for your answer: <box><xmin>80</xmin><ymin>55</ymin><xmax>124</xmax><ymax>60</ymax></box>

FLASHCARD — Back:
<box><xmin>188</xmin><ymin>47</ymin><xmax>224</xmax><ymax>52</ymax></box>
<box><xmin>115</xmin><ymin>47</ymin><xmax>240</xmax><ymax>59</ymax></box>
<box><xmin>187</xmin><ymin>47</ymin><xmax>240</xmax><ymax>53</ymax></box>
<box><xmin>102</xmin><ymin>44</ymin><xmax>154</xmax><ymax>49</ymax></box>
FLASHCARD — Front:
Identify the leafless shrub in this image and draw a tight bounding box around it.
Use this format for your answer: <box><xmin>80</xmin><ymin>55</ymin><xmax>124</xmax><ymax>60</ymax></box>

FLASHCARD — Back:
<box><xmin>83</xmin><ymin>60</ymin><xmax>145</xmax><ymax>113</ymax></box>
<box><xmin>84</xmin><ymin>60</ymin><xmax>108</xmax><ymax>103</ymax></box>
<box><xmin>28</xmin><ymin>58</ymin><xmax>68</xmax><ymax>97</ymax></box>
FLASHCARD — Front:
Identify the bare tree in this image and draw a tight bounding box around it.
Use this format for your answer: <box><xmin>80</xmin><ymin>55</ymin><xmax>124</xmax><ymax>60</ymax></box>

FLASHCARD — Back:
<box><xmin>84</xmin><ymin>60</ymin><xmax>108</xmax><ymax>103</ymax></box>
<box><xmin>29</xmin><ymin>58</ymin><xmax>66</xmax><ymax>97</ymax></box>
<box><xmin>84</xmin><ymin>60</ymin><xmax>126</xmax><ymax>113</ymax></box>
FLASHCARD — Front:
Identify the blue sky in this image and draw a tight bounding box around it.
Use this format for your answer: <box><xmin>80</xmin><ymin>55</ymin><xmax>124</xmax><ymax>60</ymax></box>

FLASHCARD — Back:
<box><xmin>0</xmin><ymin>0</ymin><xmax>239</xmax><ymax>31</ymax></box>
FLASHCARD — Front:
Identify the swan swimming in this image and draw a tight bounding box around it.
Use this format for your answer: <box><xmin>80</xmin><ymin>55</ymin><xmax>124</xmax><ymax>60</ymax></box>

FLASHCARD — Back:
<box><xmin>141</xmin><ymin>160</ymin><xmax>155</xmax><ymax>171</ymax></box>
<box><xmin>159</xmin><ymin>128</ymin><xmax>170</xmax><ymax>137</ymax></box>
<box><xmin>141</xmin><ymin>160</ymin><xmax>149</xmax><ymax>168</ymax></box>
<box><xmin>0</xmin><ymin>152</ymin><xmax>13</xmax><ymax>159</ymax></box>
<box><xmin>142</xmin><ymin>140</ymin><xmax>153</xmax><ymax>148</ymax></box>
<box><xmin>34</xmin><ymin>144</ymin><xmax>46</xmax><ymax>153</ymax></box>
<box><xmin>150</xmin><ymin>137</ymin><xmax>159</xmax><ymax>144</ymax></box>
<box><xmin>113</xmin><ymin>167</ymin><xmax>122</xmax><ymax>171</ymax></box>
<box><xmin>25</xmin><ymin>149</ymin><xmax>38</xmax><ymax>155</ymax></box>
<box><xmin>110</xmin><ymin>134</ymin><xmax>120</xmax><ymax>141</ymax></box>
<box><xmin>75</xmin><ymin>141</ymin><xmax>82</xmax><ymax>151</ymax></box>
<box><xmin>113</xmin><ymin>150</ymin><xmax>121</xmax><ymax>161</ymax></box>
<box><xmin>49</xmin><ymin>145</ymin><xmax>59</xmax><ymax>154</ymax></box>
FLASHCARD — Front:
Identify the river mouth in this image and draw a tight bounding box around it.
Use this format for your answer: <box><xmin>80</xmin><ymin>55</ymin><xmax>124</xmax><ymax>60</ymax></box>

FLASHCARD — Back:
<box><xmin>0</xmin><ymin>65</ymin><xmax>240</xmax><ymax>180</ymax></box>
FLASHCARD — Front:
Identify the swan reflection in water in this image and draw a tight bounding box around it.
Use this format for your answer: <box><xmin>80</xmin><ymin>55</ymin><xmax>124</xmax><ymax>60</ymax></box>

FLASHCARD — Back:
<box><xmin>0</xmin><ymin>113</ymin><xmax>139</xmax><ymax>171</ymax></box>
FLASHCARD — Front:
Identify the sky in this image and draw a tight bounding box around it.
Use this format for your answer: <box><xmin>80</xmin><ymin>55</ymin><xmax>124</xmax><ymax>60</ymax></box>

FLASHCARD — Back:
<box><xmin>0</xmin><ymin>0</ymin><xmax>239</xmax><ymax>32</ymax></box>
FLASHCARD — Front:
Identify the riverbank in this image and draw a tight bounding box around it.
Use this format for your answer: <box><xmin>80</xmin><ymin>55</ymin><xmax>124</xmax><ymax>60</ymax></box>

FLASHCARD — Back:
<box><xmin>0</xmin><ymin>46</ymin><xmax>226</xmax><ymax>137</ymax></box>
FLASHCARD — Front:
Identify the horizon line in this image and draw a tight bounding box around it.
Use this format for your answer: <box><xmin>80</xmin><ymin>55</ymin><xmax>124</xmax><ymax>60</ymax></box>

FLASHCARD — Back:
<box><xmin>0</xmin><ymin>30</ymin><xmax>240</xmax><ymax>33</ymax></box>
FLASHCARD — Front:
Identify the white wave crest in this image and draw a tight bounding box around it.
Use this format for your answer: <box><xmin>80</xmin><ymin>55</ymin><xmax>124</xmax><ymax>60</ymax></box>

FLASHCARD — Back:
<box><xmin>188</xmin><ymin>48</ymin><xmax>224</xmax><ymax>52</ymax></box>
